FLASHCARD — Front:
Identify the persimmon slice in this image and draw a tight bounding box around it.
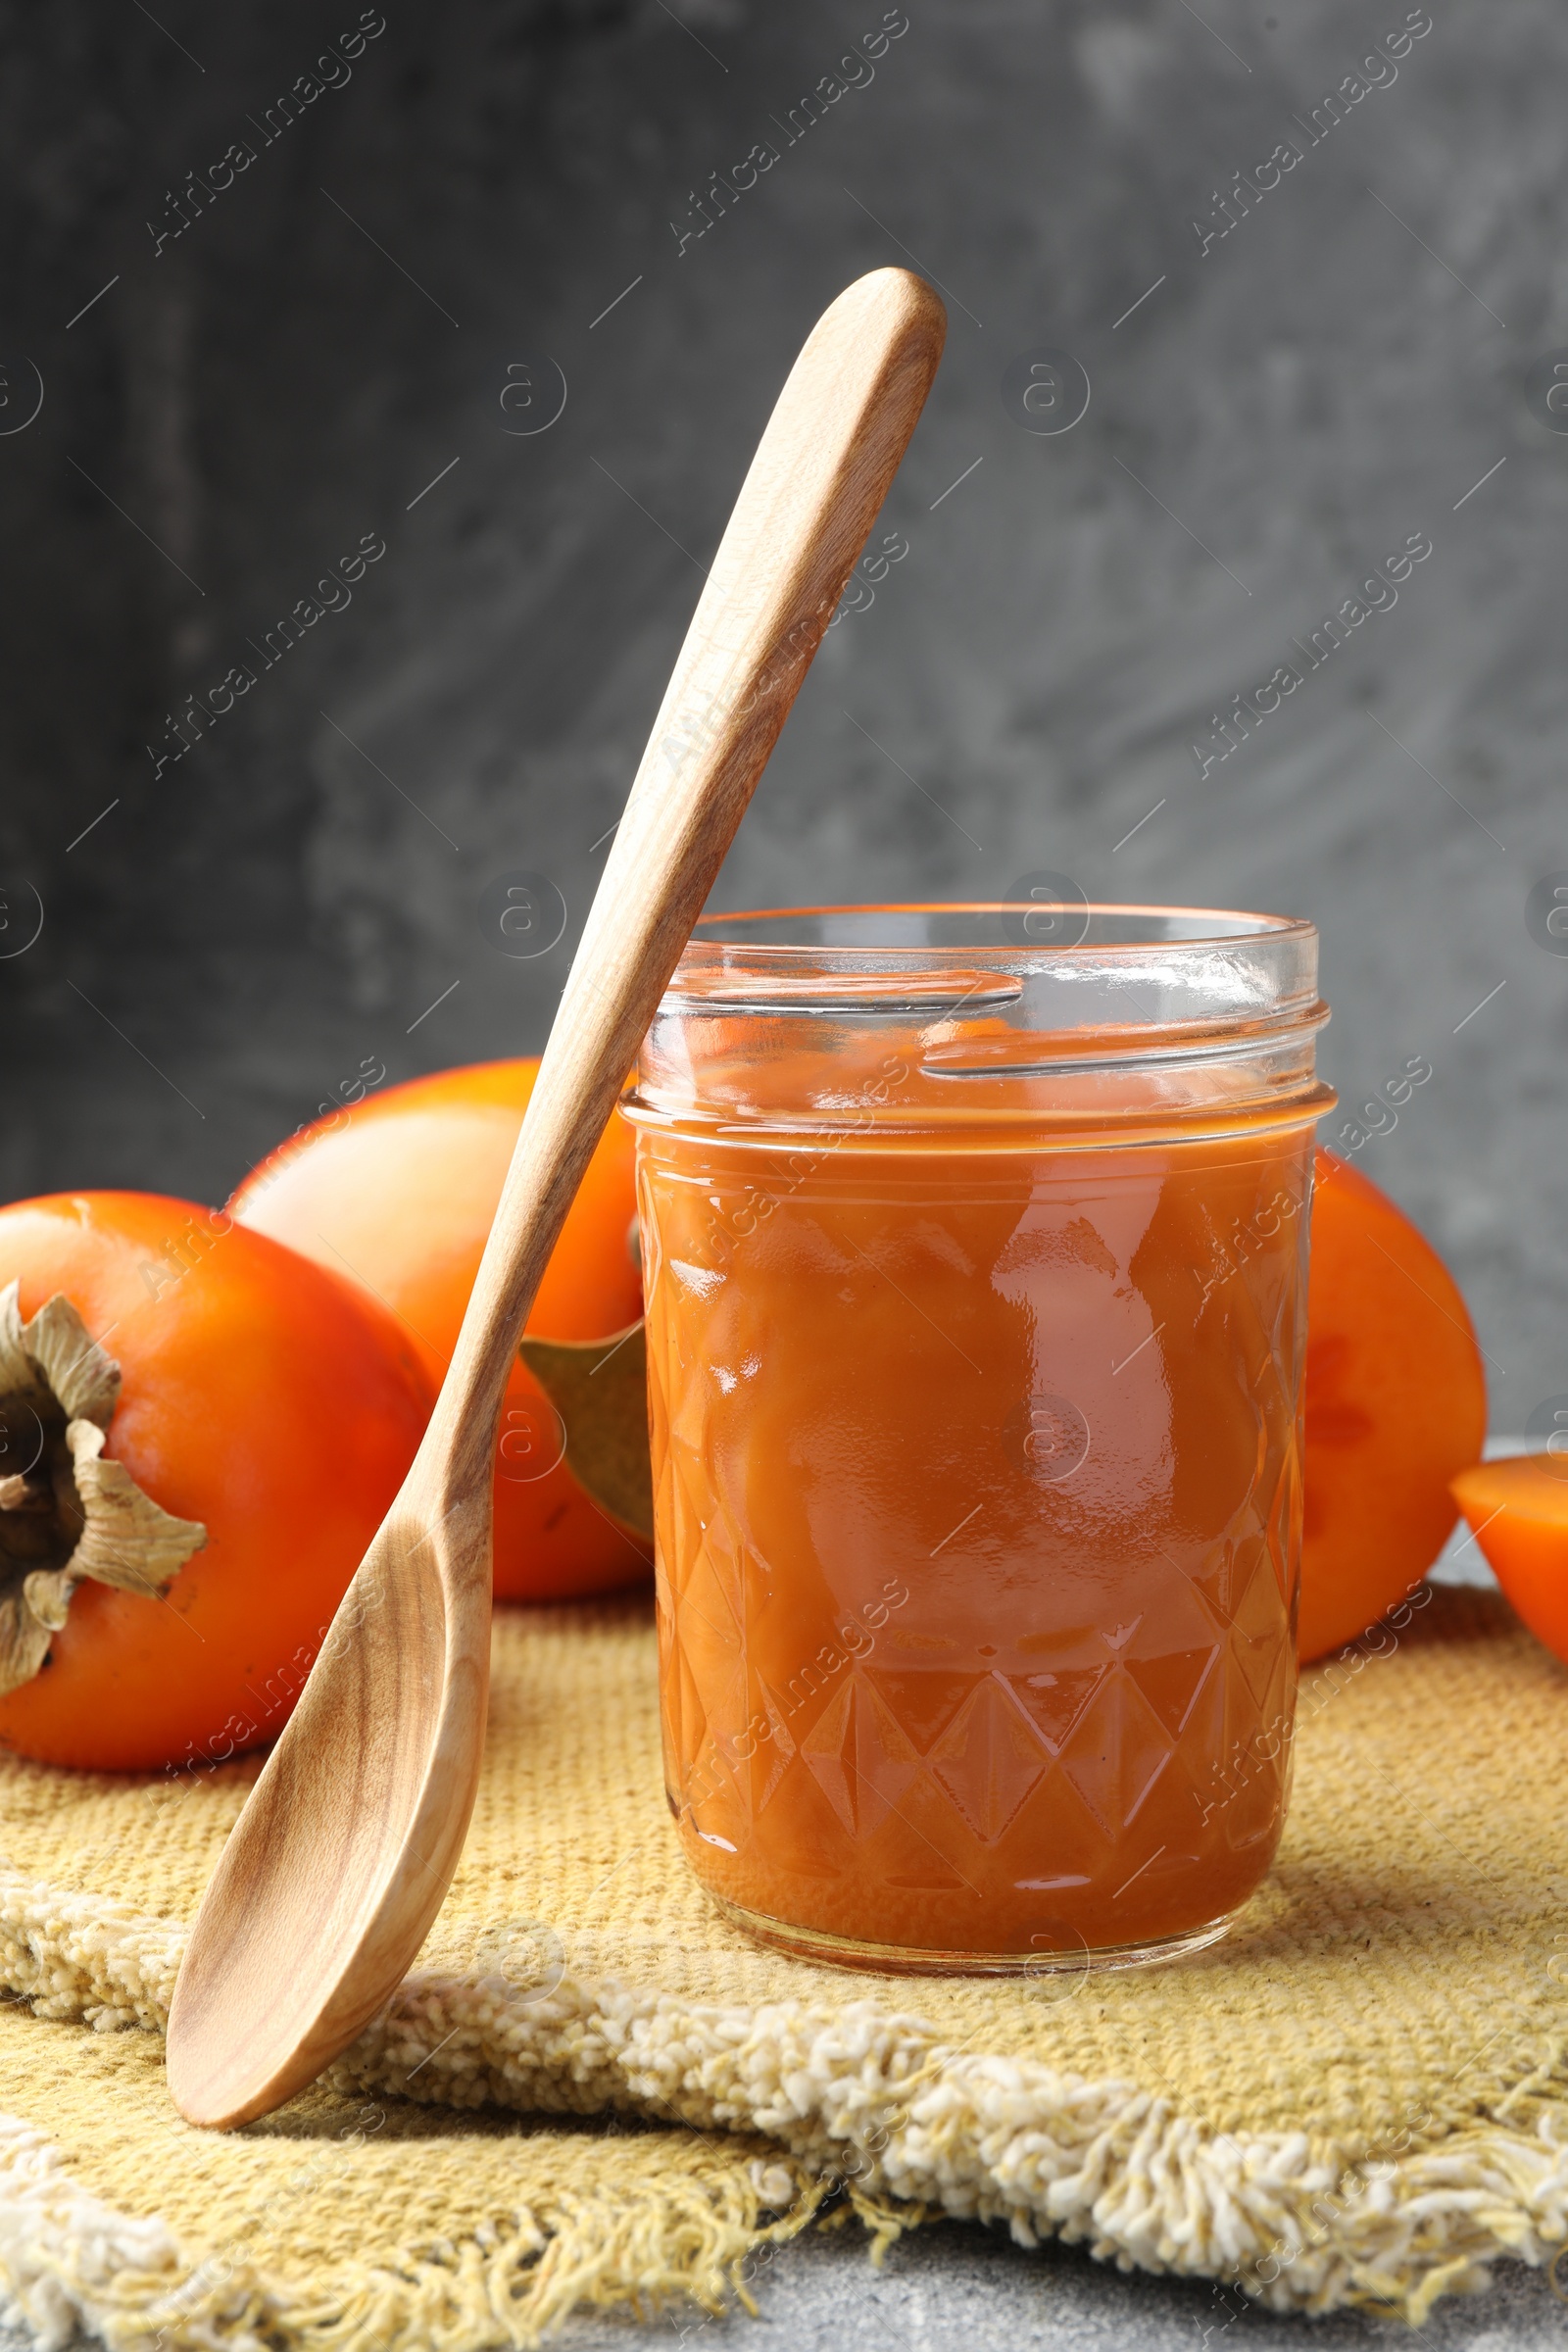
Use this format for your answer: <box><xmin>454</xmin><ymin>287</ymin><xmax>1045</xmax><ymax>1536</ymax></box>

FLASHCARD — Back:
<box><xmin>1451</xmin><ymin>1457</ymin><xmax>1568</xmax><ymax>1665</ymax></box>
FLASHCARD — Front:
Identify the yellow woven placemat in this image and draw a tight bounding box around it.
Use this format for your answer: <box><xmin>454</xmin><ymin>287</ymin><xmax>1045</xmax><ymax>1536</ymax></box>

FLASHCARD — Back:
<box><xmin>0</xmin><ymin>1583</ymin><xmax>1564</xmax><ymax>2346</ymax></box>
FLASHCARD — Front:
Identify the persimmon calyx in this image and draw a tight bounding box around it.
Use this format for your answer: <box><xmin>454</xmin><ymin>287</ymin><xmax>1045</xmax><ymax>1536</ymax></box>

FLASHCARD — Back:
<box><xmin>0</xmin><ymin>1281</ymin><xmax>207</xmax><ymax>1694</ymax></box>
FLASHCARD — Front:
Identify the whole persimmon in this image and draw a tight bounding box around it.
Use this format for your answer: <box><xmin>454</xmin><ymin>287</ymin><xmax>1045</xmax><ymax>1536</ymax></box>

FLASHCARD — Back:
<box><xmin>1299</xmin><ymin>1151</ymin><xmax>1487</xmax><ymax>1661</ymax></box>
<box><xmin>1450</xmin><ymin>1457</ymin><xmax>1568</xmax><ymax>1663</ymax></box>
<box><xmin>230</xmin><ymin>1058</ymin><xmax>647</xmax><ymax>1601</ymax></box>
<box><xmin>0</xmin><ymin>1191</ymin><xmax>432</xmax><ymax>1770</ymax></box>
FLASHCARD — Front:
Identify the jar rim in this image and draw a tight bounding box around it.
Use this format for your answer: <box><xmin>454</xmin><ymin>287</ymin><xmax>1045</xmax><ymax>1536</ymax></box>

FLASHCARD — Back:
<box><xmin>637</xmin><ymin>900</ymin><xmax>1333</xmax><ymax>1143</ymax></box>
<box><xmin>666</xmin><ymin>903</ymin><xmax>1323</xmax><ymax>1018</ymax></box>
<box><xmin>689</xmin><ymin>902</ymin><xmax>1314</xmax><ymax>954</ymax></box>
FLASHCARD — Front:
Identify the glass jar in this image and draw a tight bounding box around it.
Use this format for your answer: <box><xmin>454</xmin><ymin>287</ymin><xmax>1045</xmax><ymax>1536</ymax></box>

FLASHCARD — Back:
<box><xmin>624</xmin><ymin>905</ymin><xmax>1335</xmax><ymax>1977</ymax></box>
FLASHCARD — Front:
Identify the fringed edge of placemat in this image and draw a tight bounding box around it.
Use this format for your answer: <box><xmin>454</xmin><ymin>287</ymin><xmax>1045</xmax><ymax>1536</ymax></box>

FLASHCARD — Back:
<box><xmin>0</xmin><ymin>1865</ymin><xmax>1564</xmax><ymax>2337</ymax></box>
<box><xmin>0</xmin><ymin>2105</ymin><xmax>901</xmax><ymax>2352</ymax></box>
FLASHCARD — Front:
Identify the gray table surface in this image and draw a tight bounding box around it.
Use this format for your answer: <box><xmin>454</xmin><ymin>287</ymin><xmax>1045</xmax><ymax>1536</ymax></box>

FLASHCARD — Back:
<box><xmin>4</xmin><ymin>2221</ymin><xmax>1561</xmax><ymax>2352</ymax></box>
<box><xmin>557</xmin><ymin>2225</ymin><xmax>1561</xmax><ymax>2351</ymax></box>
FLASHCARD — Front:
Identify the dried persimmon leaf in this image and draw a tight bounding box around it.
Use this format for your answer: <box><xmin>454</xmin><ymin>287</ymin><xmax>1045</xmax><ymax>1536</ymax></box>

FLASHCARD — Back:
<box><xmin>0</xmin><ymin>1590</ymin><xmax>54</xmax><ymax>1692</ymax></box>
<box><xmin>0</xmin><ymin>1282</ymin><xmax>54</xmax><ymax>1419</ymax></box>
<box><xmin>24</xmin><ymin>1293</ymin><xmax>120</xmax><ymax>1429</ymax></box>
<box><xmin>518</xmin><ymin>1320</ymin><xmax>653</xmax><ymax>1545</ymax></box>
<box><xmin>64</xmin><ymin>1419</ymin><xmax>207</xmax><ymax>1597</ymax></box>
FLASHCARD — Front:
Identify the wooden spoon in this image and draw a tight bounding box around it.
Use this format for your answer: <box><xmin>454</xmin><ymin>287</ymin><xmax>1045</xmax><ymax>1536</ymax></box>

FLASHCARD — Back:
<box><xmin>166</xmin><ymin>267</ymin><xmax>947</xmax><ymax>2129</ymax></box>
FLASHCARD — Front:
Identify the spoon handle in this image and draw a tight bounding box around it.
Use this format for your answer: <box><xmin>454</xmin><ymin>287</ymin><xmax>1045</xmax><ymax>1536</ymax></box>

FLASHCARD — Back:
<box><xmin>164</xmin><ymin>270</ymin><xmax>946</xmax><ymax>2134</ymax></box>
<box><xmin>429</xmin><ymin>269</ymin><xmax>946</xmax><ymax>1502</ymax></box>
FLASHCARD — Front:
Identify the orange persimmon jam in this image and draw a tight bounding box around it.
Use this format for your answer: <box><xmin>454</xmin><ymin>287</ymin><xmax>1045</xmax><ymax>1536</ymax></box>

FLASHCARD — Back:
<box><xmin>625</xmin><ymin>906</ymin><xmax>1335</xmax><ymax>1976</ymax></box>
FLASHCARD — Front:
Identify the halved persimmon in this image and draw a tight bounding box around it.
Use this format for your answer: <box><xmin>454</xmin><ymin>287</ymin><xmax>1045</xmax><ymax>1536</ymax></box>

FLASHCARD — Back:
<box><xmin>230</xmin><ymin>1058</ymin><xmax>647</xmax><ymax>1602</ymax></box>
<box><xmin>1299</xmin><ymin>1151</ymin><xmax>1488</xmax><ymax>1661</ymax></box>
<box><xmin>1450</xmin><ymin>1457</ymin><xmax>1568</xmax><ymax>1664</ymax></box>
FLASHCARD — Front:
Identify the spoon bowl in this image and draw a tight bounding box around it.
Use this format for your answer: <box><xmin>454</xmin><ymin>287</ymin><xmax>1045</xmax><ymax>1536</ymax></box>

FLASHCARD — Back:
<box><xmin>168</xmin><ymin>1475</ymin><xmax>488</xmax><ymax>2123</ymax></box>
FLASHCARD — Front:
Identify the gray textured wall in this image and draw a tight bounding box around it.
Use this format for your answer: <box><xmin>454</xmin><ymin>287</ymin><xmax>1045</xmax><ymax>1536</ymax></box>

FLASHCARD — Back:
<box><xmin>2</xmin><ymin>0</ymin><xmax>1563</xmax><ymax>1420</ymax></box>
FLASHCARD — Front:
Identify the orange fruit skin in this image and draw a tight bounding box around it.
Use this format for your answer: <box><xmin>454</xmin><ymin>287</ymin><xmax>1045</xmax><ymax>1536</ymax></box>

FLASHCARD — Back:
<box><xmin>1450</xmin><ymin>1458</ymin><xmax>1568</xmax><ymax>1663</ymax></box>
<box><xmin>1299</xmin><ymin>1151</ymin><xmax>1487</xmax><ymax>1662</ymax></box>
<box><xmin>230</xmin><ymin>1058</ymin><xmax>648</xmax><ymax>1602</ymax></box>
<box><xmin>0</xmin><ymin>1192</ymin><xmax>433</xmax><ymax>1770</ymax></box>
